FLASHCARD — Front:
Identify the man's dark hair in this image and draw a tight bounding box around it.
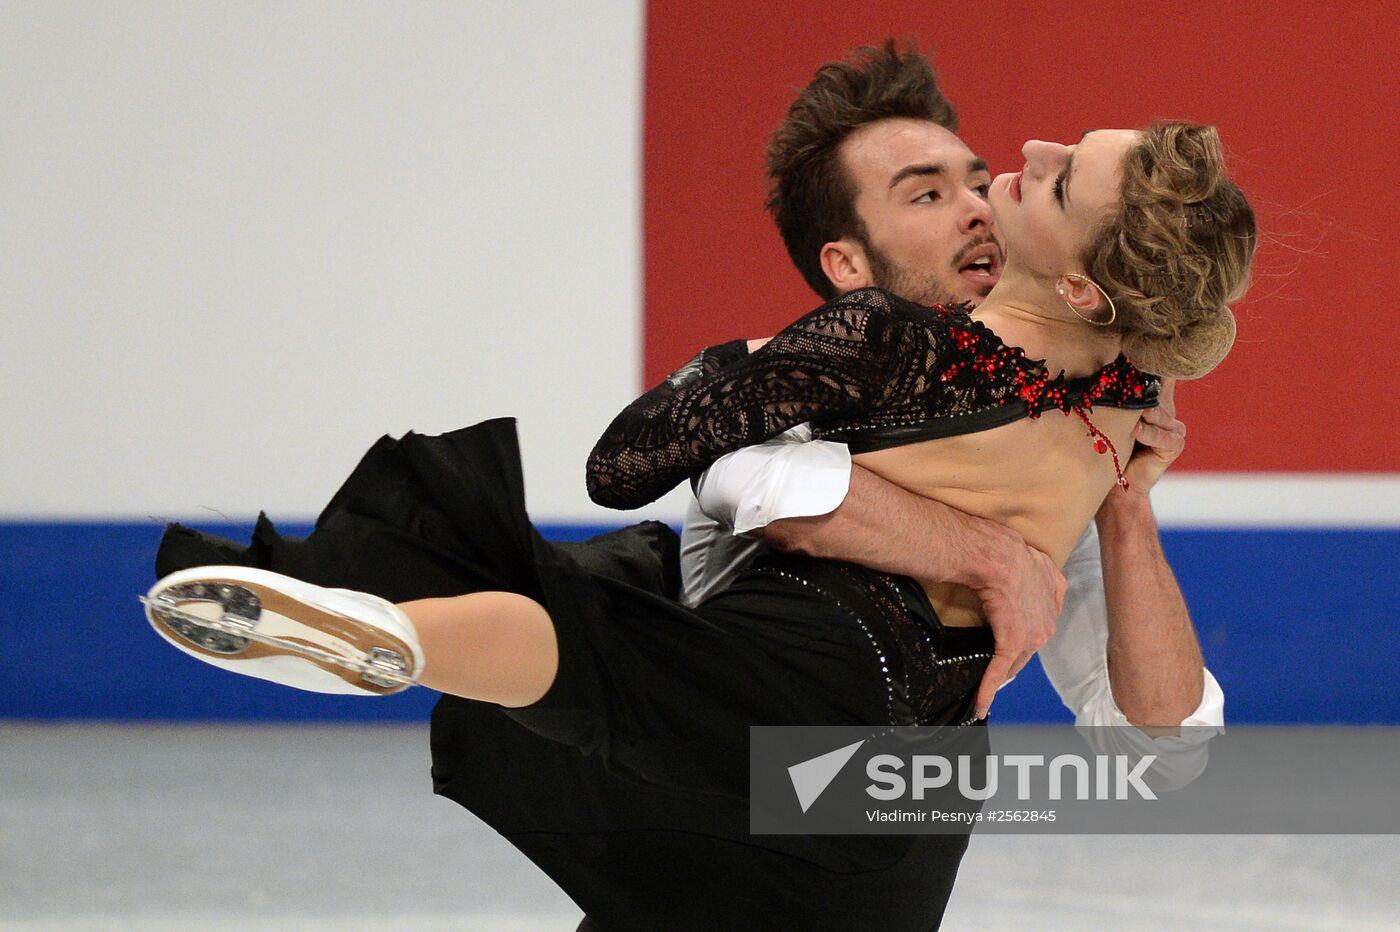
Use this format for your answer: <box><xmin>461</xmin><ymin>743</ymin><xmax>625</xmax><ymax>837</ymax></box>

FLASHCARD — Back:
<box><xmin>766</xmin><ymin>40</ymin><xmax>958</xmax><ymax>298</ymax></box>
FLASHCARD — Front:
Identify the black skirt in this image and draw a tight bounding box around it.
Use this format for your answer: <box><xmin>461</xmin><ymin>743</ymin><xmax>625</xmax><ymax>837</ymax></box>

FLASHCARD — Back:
<box><xmin>156</xmin><ymin>418</ymin><xmax>995</xmax><ymax>931</ymax></box>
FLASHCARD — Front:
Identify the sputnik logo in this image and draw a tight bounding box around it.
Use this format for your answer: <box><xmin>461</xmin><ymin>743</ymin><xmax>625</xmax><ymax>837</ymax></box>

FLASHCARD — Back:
<box><xmin>787</xmin><ymin>739</ymin><xmax>866</xmax><ymax>813</ymax></box>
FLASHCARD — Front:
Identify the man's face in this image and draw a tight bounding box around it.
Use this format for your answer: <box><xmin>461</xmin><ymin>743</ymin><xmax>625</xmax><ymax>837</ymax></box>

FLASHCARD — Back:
<box><xmin>838</xmin><ymin>118</ymin><xmax>1002</xmax><ymax>306</ymax></box>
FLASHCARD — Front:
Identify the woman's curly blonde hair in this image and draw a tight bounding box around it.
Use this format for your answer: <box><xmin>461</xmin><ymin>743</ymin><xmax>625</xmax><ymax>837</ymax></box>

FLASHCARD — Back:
<box><xmin>1084</xmin><ymin>122</ymin><xmax>1257</xmax><ymax>379</ymax></box>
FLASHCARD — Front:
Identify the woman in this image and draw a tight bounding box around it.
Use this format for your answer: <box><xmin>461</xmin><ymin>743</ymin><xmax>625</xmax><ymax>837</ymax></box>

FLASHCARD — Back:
<box><xmin>145</xmin><ymin>123</ymin><xmax>1255</xmax><ymax>930</ymax></box>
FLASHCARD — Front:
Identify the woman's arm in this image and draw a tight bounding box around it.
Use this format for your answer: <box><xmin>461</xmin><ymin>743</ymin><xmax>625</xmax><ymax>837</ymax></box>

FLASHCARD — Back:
<box><xmin>586</xmin><ymin>288</ymin><xmax>909</xmax><ymax>510</ymax></box>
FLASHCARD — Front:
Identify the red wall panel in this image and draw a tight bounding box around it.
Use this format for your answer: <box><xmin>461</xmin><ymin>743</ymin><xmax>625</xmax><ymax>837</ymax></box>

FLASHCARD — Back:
<box><xmin>644</xmin><ymin>0</ymin><xmax>1400</xmax><ymax>472</ymax></box>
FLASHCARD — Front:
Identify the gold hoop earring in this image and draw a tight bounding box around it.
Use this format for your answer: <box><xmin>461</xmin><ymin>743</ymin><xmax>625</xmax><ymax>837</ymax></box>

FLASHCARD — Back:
<box><xmin>1057</xmin><ymin>273</ymin><xmax>1118</xmax><ymax>327</ymax></box>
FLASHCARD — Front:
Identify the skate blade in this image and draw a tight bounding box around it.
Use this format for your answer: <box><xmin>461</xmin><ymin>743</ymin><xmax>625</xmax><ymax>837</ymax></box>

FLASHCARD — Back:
<box><xmin>140</xmin><ymin>592</ymin><xmax>415</xmax><ymax>689</ymax></box>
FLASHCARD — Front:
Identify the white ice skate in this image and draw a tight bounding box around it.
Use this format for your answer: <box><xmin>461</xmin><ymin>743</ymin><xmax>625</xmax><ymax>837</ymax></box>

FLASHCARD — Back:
<box><xmin>142</xmin><ymin>566</ymin><xmax>423</xmax><ymax>695</ymax></box>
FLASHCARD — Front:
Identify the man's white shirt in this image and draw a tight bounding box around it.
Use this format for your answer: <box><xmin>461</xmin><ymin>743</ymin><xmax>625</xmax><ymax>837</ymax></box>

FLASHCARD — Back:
<box><xmin>682</xmin><ymin>426</ymin><xmax>1224</xmax><ymax>789</ymax></box>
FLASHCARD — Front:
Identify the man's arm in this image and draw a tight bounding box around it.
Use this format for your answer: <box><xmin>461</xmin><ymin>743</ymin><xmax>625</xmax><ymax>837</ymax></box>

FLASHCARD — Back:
<box><xmin>693</xmin><ymin>441</ymin><xmax>1066</xmax><ymax>720</ymax></box>
<box><xmin>1093</xmin><ymin>379</ymin><xmax>1210</xmax><ymax>727</ymax></box>
<box><xmin>1037</xmin><ymin>522</ymin><xmax>1223</xmax><ymax>790</ymax></box>
<box><xmin>1037</xmin><ymin>380</ymin><xmax>1217</xmax><ymax>746</ymax></box>
<box><xmin>1096</xmin><ymin>496</ymin><xmax>1203</xmax><ymax>725</ymax></box>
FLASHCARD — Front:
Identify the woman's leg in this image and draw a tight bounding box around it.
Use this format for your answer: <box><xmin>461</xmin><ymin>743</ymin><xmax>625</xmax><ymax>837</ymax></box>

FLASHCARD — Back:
<box><xmin>144</xmin><ymin>566</ymin><xmax>562</xmax><ymax>702</ymax></box>
<box><xmin>402</xmin><ymin>592</ymin><xmax>559</xmax><ymax>708</ymax></box>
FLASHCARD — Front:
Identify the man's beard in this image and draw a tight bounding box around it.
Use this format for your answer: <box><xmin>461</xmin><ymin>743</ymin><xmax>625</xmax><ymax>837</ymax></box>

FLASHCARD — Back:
<box><xmin>862</xmin><ymin>238</ymin><xmax>978</xmax><ymax>308</ymax></box>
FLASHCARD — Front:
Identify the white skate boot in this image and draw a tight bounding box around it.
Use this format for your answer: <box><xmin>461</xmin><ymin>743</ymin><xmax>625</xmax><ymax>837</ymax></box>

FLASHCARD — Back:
<box><xmin>142</xmin><ymin>567</ymin><xmax>423</xmax><ymax>695</ymax></box>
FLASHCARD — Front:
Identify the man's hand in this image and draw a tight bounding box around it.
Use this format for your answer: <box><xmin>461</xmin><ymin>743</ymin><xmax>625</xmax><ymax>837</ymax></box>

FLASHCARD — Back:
<box><xmin>966</xmin><ymin>525</ymin><xmax>1068</xmax><ymax>720</ymax></box>
<box><xmin>1116</xmin><ymin>378</ymin><xmax>1185</xmax><ymax>499</ymax></box>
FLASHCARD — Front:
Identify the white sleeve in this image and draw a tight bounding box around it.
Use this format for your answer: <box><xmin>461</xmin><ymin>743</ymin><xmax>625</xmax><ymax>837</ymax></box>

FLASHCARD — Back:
<box><xmin>1036</xmin><ymin>524</ymin><xmax>1226</xmax><ymax>790</ymax></box>
<box><xmin>691</xmin><ymin>425</ymin><xmax>853</xmax><ymax>535</ymax></box>
<box><xmin>680</xmin><ymin>496</ymin><xmax>767</xmax><ymax>607</ymax></box>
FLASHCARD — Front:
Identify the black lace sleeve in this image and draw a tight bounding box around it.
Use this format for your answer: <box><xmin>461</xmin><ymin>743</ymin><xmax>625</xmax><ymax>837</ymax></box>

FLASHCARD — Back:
<box><xmin>586</xmin><ymin>288</ymin><xmax>912</xmax><ymax>510</ymax></box>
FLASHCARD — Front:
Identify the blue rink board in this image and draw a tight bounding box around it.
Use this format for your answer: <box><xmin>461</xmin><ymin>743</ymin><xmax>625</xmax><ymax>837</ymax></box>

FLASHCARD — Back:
<box><xmin>1</xmin><ymin>522</ymin><xmax>1395</xmax><ymax>724</ymax></box>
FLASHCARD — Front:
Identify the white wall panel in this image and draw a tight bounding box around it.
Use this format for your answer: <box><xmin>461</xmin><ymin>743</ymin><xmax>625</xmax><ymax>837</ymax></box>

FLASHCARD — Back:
<box><xmin>0</xmin><ymin>1</ymin><xmax>678</xmax><ymax>522</ymax></box>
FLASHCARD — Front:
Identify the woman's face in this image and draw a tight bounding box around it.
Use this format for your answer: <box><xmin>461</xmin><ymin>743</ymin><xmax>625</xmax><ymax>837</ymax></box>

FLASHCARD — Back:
<box><xmin>989</xmin><ymin>129</ymin><xmax>1139</xmax><ymax>279</ymax></box>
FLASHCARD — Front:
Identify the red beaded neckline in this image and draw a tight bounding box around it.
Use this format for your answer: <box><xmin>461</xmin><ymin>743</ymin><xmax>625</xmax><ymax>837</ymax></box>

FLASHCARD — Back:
<box><xmin>932</xmin><ymin>304</ymin><xmax>1156</xmax><ymax>490</ymax></box>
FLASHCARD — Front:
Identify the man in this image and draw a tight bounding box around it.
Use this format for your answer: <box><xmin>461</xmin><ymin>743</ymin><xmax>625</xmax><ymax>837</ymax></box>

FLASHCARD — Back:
<box><xmin>680</xmin><ymin>43</ymin><xmax>1222</xmax><ymax>763</ymax></box>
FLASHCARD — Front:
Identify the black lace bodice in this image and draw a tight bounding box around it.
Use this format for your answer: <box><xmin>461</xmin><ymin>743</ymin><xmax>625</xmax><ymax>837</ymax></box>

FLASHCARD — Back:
<box><xmin>587</xmin><ymin>287</ymin><xmax>1159</xmax><ymax>510</ymax></box>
